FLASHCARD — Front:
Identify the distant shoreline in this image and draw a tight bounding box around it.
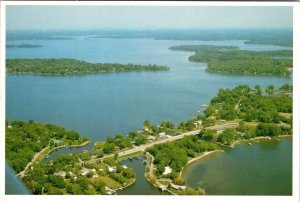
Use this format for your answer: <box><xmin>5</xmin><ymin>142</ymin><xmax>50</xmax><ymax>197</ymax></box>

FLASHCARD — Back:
<box><xmin>6</xmin><ymin>58</ymin><xmax>170</xmax><ymax>76</ymax></box>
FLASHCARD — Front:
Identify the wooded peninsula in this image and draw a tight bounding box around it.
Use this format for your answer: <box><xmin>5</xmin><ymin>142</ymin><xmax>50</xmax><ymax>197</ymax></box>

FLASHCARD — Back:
<box><xmin>5</xmin><ymin>84</ymin><xmax>292</xmax><ymax>195</ymax></box>
<box><xmin>169</xmin><ymin>45</ymin><xmax>292</xmax><ymax>76</ymax></box>
<box><xmin>6</xmin><ymin>58</ymin><xmax>170</xmax><ymax>76</ymax></box>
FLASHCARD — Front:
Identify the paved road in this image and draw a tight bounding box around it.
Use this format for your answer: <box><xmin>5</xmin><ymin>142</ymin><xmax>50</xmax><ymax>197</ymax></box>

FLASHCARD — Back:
<box><xmin>87</xmin><ymin>122</ymin><xmax>238</xmax><ymax>163</ymax></box>
<box><xmin>18</xmin><ymin>146</ymin><xmax>50</xmax><ymax>178</ymax></box>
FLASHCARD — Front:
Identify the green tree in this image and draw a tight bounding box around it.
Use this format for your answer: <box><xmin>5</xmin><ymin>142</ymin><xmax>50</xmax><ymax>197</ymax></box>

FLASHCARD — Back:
<box><xmin>122</xmin><ymin>168</ymin><xmax>135</xmax><ymax>179</ymax></box>
<box><xmin>135</xmin><ymin>136</ymin><xmax>147</xmax><ymax>146</ymax></box>
<box><xmin>266</xmin><ymin>85</ymin><xmax>275</xmax><ymax>96</ymax></box>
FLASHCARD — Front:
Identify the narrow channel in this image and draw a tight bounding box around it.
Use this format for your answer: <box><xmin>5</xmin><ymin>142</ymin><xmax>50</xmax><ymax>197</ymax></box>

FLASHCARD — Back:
<box><xmin>117</xmin><ymin>156</ymin><xmax>169</xmax><ymax>195</ymax></box>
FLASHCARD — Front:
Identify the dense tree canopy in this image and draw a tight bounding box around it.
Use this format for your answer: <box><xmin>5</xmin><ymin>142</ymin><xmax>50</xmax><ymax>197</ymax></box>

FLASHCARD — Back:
<box><xmin>6</xmin><ymin>120</ymin><xmax>88</xmax><ymax>173</ymax></box>
<box><xmin>170</xmin><ymin>45</ymin><xmax>292</xmax><ymax>76</ymax></box>
<box><xmin>6</xmin><ymin>58</ymin><xmax>170</xmax><ymax>76</ymax></box>
<box><xmin>204</xmin><ymin>84</ymin><xmax>292</xmax><ymax>125</ymax></box>
<box><xmin>147</xmin><ymin>136</ymin><xmax>217</xmax><ymax>174</ymax></box>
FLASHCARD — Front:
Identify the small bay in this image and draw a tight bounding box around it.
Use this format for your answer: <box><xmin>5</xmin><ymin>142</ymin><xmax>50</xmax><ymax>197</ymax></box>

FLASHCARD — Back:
<box><xmin>183</xmin><ymin>137</ymin><xmax>292</xmax><ymax>195</ymax></box>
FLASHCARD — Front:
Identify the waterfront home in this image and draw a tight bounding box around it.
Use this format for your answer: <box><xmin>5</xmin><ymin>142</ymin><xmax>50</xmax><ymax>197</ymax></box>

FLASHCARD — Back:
<box><xmin>170</xmin><ymin>183</ymin><xmax>186</xmax><ymax>191</ymax></box>
<box><xmin>54</xmin><ymin>171</ymin><xmax>66</xmax><ymax>178</ymax></box>
<box><xmin>194</xmin><ymin>120</ymin><xmax>203</xmax><ymax>128</ymax></box>
<box><xmin>143</xmin><ymin>127</ymin><xmax>150</xmax><ymax>132</ymax></box>
<box><xmin>105</xmin><ymin>187</ymin><xmax>116</xmax><ymax>195</ymax></box>
<box><xmin>159</xmin><ymin>184</ymin><xmax>168</xmax><ymax>191</ymax></box>
<box><xmin>8</xmin><ymin>125</ymin><xmax>12</xmax><ymax>129</ymax></box>
<box><xmin>147</xmin><ymin>136</ymin><xmax>156</xmax><ymax>141</ymax></box>
<box><xmin>162</xmin><ymin>166</ymin><xmax>172</xmax><ymax>175</ymax></box>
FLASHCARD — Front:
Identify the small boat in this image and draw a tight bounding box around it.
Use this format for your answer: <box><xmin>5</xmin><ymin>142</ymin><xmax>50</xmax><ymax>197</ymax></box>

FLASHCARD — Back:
<box><xmin>143</xmin><ymin>160</ymin><xmax>147</xmax><ymax>165</ymax></box>
<box><xmin>44</xmin><ymin>155</ymin><xmax>50</xmax><ymax>159</ymax></box>
<box><xmin>247</xmin><ymin>142</ymin><xmax>252</xmax><ymax>146</ymax></box>
<box><xmin>201</xmin><ymin>104</ymin><xmax>207</xmax><ymax>107</ymax></box>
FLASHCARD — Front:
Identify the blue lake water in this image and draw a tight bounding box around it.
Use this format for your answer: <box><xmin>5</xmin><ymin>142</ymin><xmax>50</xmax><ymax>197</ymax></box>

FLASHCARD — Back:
<box><xmin>184</xmin><ymin>137</ymin><xmax>292</xmax><ymax>195</ymax></box>
<box><xmin>5</xmin><ymin>36</ymin><xmax>292</xmax><ymax>194</ymax></box>
<box><xmin>6</xmin><ymin>38</ymin><xmax>291</xmax><ymax>146</ymax></box>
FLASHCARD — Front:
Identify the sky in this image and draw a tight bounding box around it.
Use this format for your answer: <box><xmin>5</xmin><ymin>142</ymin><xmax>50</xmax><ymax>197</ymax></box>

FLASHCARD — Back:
<box><xmin>6</xmin><ymin>6</ymin><xmax>293</xmax><ymax>31</ymax></box>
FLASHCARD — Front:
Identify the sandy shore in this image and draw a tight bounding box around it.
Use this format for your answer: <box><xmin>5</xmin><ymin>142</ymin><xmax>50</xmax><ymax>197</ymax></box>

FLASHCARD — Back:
<box><xmin>187</xmin><ymin>150</ymin><xmax>224</xmax><ymax>165</ymax></box>
<box><xmin>179</xmin><ymin>150</ymin><xmax>224</xmax><ymax>179</ymax></box>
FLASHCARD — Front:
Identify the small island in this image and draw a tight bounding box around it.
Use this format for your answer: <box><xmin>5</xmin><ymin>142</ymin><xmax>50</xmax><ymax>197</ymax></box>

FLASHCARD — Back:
<box><xmin>6</xmin><ymin>58</ymin><xmax>170</xmax><ymax>76</ymax></box>
<box><xmin>6</xmin><ymin>44</ymin><xmax>42</xmax><ymax>48</ymax></box>
<box><xmin>169</xmin><ymin>45</ymin><xmax>292</xmax><ymax>76</ymax></box>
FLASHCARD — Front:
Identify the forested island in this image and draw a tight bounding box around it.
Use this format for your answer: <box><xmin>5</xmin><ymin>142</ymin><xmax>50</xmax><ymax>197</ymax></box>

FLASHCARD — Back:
<box><xmin>6</xmin><ymin>58</ymin><xmax>170</xmax><ymax>76</ymax></box>
<box><xmin>6</xmin><ymin>44</ymin><xmax>42</xmax><ymax>48</ymax></box>
<box><xmin>169</xmin><ymin>45</ymin><xmax>292</xmax><ymax>76</ymax></box>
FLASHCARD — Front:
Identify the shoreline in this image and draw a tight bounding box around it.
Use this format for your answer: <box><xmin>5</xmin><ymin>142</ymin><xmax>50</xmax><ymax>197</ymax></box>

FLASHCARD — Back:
<box><xmin>230</xmin><ymin>134</ymin><xmax>292</xmax><ymax>148</ymax></box>
<box><xmin>17</xmin><ymin>140</ymin><xmax>90</xmax><ymax>178</ymax></box>
<box><xmin>180</xmin><ymin>134</ymin><xmax>293</xmax><ymax>180</ymax></box>
<box><xmin>47</xmin><ymin>140</ymin><xmax>90</xmax><ymax>156</ymax></box>
<box><xmin>114</xmin><ymin>178</ymin><xmax>136</xmax><ymax>193</ymax></box>
<box><xmin>180</xmin><ymin>150</ymin><xmax>224</xmax><ymax>179</ymax></box>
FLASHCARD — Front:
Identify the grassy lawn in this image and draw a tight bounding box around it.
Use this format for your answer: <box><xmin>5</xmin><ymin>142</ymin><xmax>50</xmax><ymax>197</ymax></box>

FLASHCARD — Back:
<box><xmin>279</xmin><ymin>112</ymin><xmax>292</xmax><ymax>118</ymax></box>
<box><xmin>93</xmin><ymin>176</ymin><xmax>122</xmax><ymax>189</ymax></box>
<box><xmin>244</xmin><ymin>121</ymin><xmax>259</xmax><ymax>129</ymax></box>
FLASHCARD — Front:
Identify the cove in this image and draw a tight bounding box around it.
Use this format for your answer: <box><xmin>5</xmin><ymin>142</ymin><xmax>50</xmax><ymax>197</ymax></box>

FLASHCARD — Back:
<box><xmin>183</xmin><ymin>137</ymin><xmax>292</xmax><ymax>195</ymax></box>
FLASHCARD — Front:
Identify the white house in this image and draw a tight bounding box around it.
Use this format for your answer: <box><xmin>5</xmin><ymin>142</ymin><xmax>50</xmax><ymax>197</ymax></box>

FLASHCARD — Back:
<box><xmin>158</xmin><ymin>132</ymin><xmax>166</xmax><ymax>137</ymax></box>
<box><xmin>107</xmin><ymin>166</ymin><xmax>117</xmax><ymax>173</ymax></box>
<box><xmin>194</xmin><ymin>120</ymin><xmax>203</xmax><ymax>128</ymax></box>
<box><xmin>81</xmin><ymin>168</ymin><xmax>90</xmax><ymax>176</ymax></box>
<box><xmin>54</xmin><ymin>171</ymin><xmax>66</xmax><ymax>178</ymax></box>
<box><xmin>170</xmin><ymin>183</ymin><xmax>186</xmax><ymax>191</ymax></box>
<box><xmin>162</xmin><ymin>166</ymin><xmax>172</xmax><ymax>175</ymax></box>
